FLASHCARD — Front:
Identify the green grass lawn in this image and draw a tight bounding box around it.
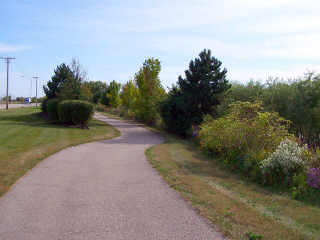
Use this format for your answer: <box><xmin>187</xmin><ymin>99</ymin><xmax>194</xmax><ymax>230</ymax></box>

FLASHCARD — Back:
<box><xmin>0</xmin><ymin>107</ymin><xmax>120</xmax><ymax>197</ymax></box>
<box><xmin>146</xmin><ymin>136</ymin><xmax>320</xmax><ymax>240</ymax></box>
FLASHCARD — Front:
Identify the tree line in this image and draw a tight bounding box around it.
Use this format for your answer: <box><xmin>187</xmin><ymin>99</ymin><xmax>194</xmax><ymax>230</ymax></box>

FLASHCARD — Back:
<box><xmin>43</xmin><ymin>52</ymin><xmax>320</xmax><ymax>146</ymax></box>
<box><xmin>224</xmin><ymin>73</ymin><xmax>320</xmax><ymax>147</ymax></box>
<box><xmin>42</xmin><ymin>51</ymin><xmax>320</xmax><ymax>201</ymax></box>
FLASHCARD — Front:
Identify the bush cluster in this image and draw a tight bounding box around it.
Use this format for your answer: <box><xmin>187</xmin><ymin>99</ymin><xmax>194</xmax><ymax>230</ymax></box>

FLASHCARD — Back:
<box><xmin>160</xmin><ymin>87</ymin><xmax>192</xmax><ymax>136</ymax></box>
<box><xmin>58</xmin><ymin>100</ymin><xmax>94</xmax><ymax>126</ymax></box>
<box><xmin>226</xmin><ymin>73</ymin><xmax>320</xmax><ymax>147</ymax></box>
<box><xmin>46</xmin><ymin>99</ymin><xmax>93</xmax><ymax>126</ymax></box>
<box><xmin>260</xmin><ymin>139</ymin><xmax>308</xmax><ymax>185</ymax></box>
<box><xmin>307</xmin><ymin>168</ymin><xmax>320</xmax><ymax>189</ymax></box>
<box><xmin>47</xmin><ymin>99</ymin><xmax>60</xmax><ymax>121</ymax></box>
<box><xmin>199</xmin><ymin>101</ymin><xmax>320</xmax><ymax>202</ymax></box>
<box><xmin>41</xmin><ymin>98</ymin><xmax>48</xmax><ymax>113</ymax></box>
<box><xmin>199</xmin><ymin>101</ymin><xmax>291</xmax><ymax>181</ymax></box>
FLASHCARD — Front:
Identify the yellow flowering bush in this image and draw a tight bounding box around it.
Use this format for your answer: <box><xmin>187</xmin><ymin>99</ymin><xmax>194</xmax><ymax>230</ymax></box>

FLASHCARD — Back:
<box><xmin>199</xmin><ymin>101</ymin><xmax>292</xmax><ymax>179</ymax></box>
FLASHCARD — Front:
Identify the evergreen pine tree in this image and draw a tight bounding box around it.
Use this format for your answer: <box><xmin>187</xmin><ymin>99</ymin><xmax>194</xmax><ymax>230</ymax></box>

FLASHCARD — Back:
<box><xmin>178</xmin><ymin>49</ymin><xmax>230</xmax><ymax>124</ymax></box>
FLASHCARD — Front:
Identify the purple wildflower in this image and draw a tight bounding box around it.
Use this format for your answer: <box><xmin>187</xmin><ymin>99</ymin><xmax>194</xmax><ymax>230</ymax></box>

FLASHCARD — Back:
<box><xmin>307</xmin><ymin>168</ymin><xmax>320</xmax><ymax>189</ymax></box>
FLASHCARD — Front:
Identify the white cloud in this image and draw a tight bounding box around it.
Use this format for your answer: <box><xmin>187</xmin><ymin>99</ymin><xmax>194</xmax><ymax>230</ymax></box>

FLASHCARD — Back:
<box><xmin>228</xmin><ymin>65</ymin><xmax>320</xmax><ymax>82</ymax></box>
<box><xmin>91</xmin><ymin>0</ymin><xmax>320</xmax><ymax>33</ymax></box>
<box><xmin>144</xmin><ymin>30</ymin><xmax>320</xmax><ymax>61</ymax></box>
<box><xmin>258</xmin><ymin>33</ymin><xmax>320</xmax><ymax>59</ymax></box>
<box><xmin>240</xmin><ymin>15</ymin><xmax>320</xmax><ymax>35</ymax></box>
<box><xmin>0</xmin><ymin>43</ymin><xmax>31</xmax><ymax>53</ymax></box>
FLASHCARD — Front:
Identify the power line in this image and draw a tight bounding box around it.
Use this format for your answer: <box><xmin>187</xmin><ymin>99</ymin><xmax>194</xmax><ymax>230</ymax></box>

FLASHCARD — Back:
<box><xmin>0</xmin><ymin>57</ymin><xmax>16</xmax><ymax>110</ymax></box>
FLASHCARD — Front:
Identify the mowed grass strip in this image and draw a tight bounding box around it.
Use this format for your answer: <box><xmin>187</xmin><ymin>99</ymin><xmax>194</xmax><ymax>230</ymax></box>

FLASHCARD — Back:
<box><xmin>0</xmin><ymin>107</ymin><xmax>120</xmax><ymax>197</ymax></box>
<box><xmin>146</xmin><ymin>136</ymin><xmax>320</xmax><ymax>240</ymax></box>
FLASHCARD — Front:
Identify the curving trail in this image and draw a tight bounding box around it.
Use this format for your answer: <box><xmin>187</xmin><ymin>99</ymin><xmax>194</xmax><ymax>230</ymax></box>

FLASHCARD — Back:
<box><xmin>0</xmin><ymin>113</ymin><xmax>223</xmax><ymax>240</ymax></box>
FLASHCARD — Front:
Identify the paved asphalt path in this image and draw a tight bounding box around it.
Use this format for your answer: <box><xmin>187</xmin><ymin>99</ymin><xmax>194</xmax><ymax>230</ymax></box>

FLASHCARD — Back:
<box><xmin>0</xmin><ymin>113</ymin><xmax>223</xmax><ymax>240</ymax></box>
<box><xmin>0</xmin><ymin>103</ymin><xmax>37</xmax><ymax>109</ymax></box>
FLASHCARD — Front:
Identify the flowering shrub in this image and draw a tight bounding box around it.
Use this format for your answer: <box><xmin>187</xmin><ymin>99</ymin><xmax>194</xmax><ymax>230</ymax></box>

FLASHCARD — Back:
<box><xmin>260</xmin><ymin>139</ymin><xmax>307</xmax><ymax>185</ymax></box>
<box><xmin>307</xmin><ymin>168</ymin><xmax>320</xmax><ymax>189</ymax></box>
<box><xmin>199</xmin><ymin>101</ymin><xmax>291</xmax><ymax>178</ymax></box>
<box><xmin>307</xmin><ymin>148</ymin><xmax>320</xmax><ymax>169</ymax></box>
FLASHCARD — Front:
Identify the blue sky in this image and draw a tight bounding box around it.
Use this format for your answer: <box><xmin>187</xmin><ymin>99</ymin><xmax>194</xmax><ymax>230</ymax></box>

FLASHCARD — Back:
<box><xmin>0</xmin><ymin>0</ymin><xmax>319</xmax><ymax>98</ymax></box>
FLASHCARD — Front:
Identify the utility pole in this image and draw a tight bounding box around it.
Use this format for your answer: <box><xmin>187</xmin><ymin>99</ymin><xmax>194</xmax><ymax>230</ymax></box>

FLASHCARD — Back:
<box><xmin>33</xmin><ymin>76</ymin><xmax>39</xmax><ymax>107</ymax></box>
<box><xmin>30</xmin><ymin>77</ymin><xmax>32</xmax><ymax>102</ymax></box>
<box><xmin>0</xmin><ymin>57</ymin><xmax>16</xmax><ymax>110</ymax></box>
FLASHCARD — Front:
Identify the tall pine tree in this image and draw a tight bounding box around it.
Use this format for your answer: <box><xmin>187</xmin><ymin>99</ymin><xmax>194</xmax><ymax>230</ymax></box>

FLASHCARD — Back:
<box><xmin>178</xmin><ymin>49</ymin><xmax>230</xmax><ymax>124</ymax></box>
<box><xmin>161</xmin><ymin>49</ymin><xmax>230</xmax><ymax>135</ymax></box>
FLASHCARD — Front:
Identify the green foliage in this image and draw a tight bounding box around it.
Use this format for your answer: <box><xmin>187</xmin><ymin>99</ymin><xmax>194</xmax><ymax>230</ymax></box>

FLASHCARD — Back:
<box><xmin>86</xmin><ymin>81</ymin><xmax>108</xmax><ymax>104</ymax></box>
<box><xmin>121</xmin><ymin>80</ymin><xmax>138</xmax><ymax>109</ymax></box>
<box><xmin>106</xmin><ymin>80</ymin><xmax>122</xmax><ymax>108</ymax></box>
<box><xmin>291</xmin><ymin>172</ymin><xmax>309</xmax><ymax>200</ymax></box>
<box><xmin>232</xmin><ymin>80</ymin><xmax>264</xmax><ymax>102</ymax></box>
<box><xmin>44</xmin><ymin>59</ymin><xmax>86</xmax><ymax>101</ymax></box>
<box><xmin>95</xmin><ymin>103</ymin><xmax>107</xmax><ymax>112</ymax></box>
<box><xmin>58</xmin><ymin>76</ymin><xmax>82</xmax><ymax>101</ymax></box>
<box><xmin>161</xmin><ymin>49</ymin><xmax>230</xmax><ymax>136</ymax></box>
<box><xmin>225</xmin><ymin>73</ymin><xmax>320</xmax><ymax>146</ymax></box>
<box><xmin>44</xmin><ymin>63</ymin><xmax>74</xmax><ymax>99</ymax></box>
<box><xmin>134</xmin><ymin>58</ymin><xmax>166</xmax><ymax>124</ymax></box>
<box><xmin>100</xmin><ymin>89</ymin><xmax>110</xmax><ymax>105</ymax></box>
<box><xmin>290</xmin><ymin>170</ymin><xmax>320</xmax><ymax>205</ymax></box>
<box><xmin>79</xmin><ymin>82</ymin><xmax>93</xmax><ymax>102</ymax></box>
<box><xmin>160</xmin><ymin>86</ymin><xmax>193</xmax><ymax>136</ymax></box>
<box><xmin>260</xmin><ymin>139</ymin><xmax>307</xmax><ymax>186</ymax></box>
<box><xmin>41</xmin><ymin>98</ymin><xmax>48</xmax><ymax>113</ymax></box>
<box><xmin>121</xmin><ymin>80</ymin><xmax>139</xmax><ymax>118</ymax></box>
<box><xmin>58</xmin><ymin>100</ymin><xmax>93</xmax><ymax>126</ymax></box>
<box><xmin>177</xmin><ymin>49</ymin><xmax>230</xmax><ymax>125</ymax></box>
<box><xmin>15</xmin><ymin>97</ymin><xmax>25</xmax><ymax>103</ymax></box>
<box><xmin>199</xmin><ymin>101</ymin><xmax>291</xmax><ymax>179</ymax></box>
<box><xmin>245</xmin><ymin>232</ymin><xmax>263</xmax><ymax>240</ymax></box>
<box><xmin>46</xmin><ymin>98</ymin><xmax>60</xmax><ymax>121</ymax></box>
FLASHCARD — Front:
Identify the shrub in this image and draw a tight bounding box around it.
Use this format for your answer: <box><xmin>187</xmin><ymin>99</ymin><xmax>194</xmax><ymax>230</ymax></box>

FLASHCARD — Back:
<box><xmin>291</xmin><ymin>170</ymin><xmax>320</xmax><ymax>203</ymax></box>
<box><xmin>47</xmin><ymin>98</ymin><xmax>60</xmax><ymax>121</ymax></box>
<box><xmin>307</xmin><ymin>148</ymin><xmax>320</xmax><ymax>169</ymax></box>
<box><xmin>41</xmin><ymin>98</ymin><xmax>48</xmax><ymax>113</ymax></box>
<box><xmin>199</xmin><ymin>101</ymin><xmax>291</xmax><ymax>178</ymax></box>
<box><xmin>58</xmin><ymin>100</ymin><xmax>93</xmax><ymax>126</ymax></box>
<box><xmin>95</xmin><ymin>103</ymin><xmax>107</xmax><ymax>112</ymax></box>
<box><xmin>291</xmin><ymin>172</ymin><xmax>308</xmax><ymax>199</ymax></box>
<box><xmin>120</xmin><ymin>108</ymin><xmax>136</xmax><ymax>120</ymax></box>
<box><xmin>307</xmin><ymin>168</ymin><xmax>320</xmax><ymax>189</ymax></box>
<box><xmin>160</xmin><ymin>88</ymin><xmax>193</xmax><ymax>136</ymax></box>
<box><xmin>260</xmin><ymin>139</ymin><xmax>307</xmax><ymax>186</ymax></box>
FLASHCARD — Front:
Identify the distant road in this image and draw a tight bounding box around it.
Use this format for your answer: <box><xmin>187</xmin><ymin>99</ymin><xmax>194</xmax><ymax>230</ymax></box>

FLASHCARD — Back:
<box><xmin>0</xmin><ymin>103</ymin><xmax>37</xmax><ymax>110</ymax></box>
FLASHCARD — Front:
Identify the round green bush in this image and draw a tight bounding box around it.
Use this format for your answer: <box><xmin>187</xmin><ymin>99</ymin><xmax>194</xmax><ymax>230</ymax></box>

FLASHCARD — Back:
<box><xmin>58</xmin><ymin>100</ymin><xmax>93</xmax><ymax>126</ymax></box>
<box><xmin>47</xmin><ymin>98</ymin><xmax>60</xmax><ymax>121</ymax></box>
